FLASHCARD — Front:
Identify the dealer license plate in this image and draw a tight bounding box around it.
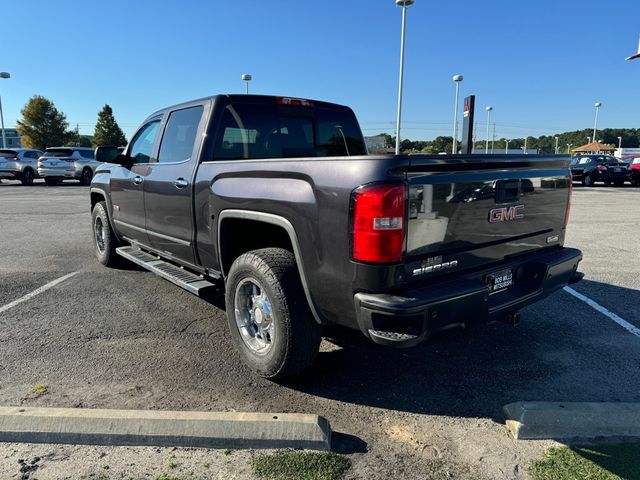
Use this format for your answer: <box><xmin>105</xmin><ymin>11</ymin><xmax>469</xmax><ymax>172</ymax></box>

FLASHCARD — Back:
<box><xmin>486</xmin><ymin>269</ymin><xmax>513</xmax><ymax>294</ymax></box>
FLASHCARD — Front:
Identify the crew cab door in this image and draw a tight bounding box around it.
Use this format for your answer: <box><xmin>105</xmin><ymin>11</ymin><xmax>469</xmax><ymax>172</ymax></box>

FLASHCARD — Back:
<box><xmin>142</xmin><ymin>103</ymin><xmax>207</xmax><ymax>266</ymax></box>
<box><xmin>110</xmin><ymin>118</ymin><xmax>162</xmax><ymax>244</ymax></box>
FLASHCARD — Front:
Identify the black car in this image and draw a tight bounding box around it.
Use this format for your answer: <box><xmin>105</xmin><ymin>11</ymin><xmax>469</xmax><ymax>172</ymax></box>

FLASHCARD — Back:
<box><xmin>570</xmin><ymin>154</ymin><xmax>628</xmax><ymax>187</ymax></box>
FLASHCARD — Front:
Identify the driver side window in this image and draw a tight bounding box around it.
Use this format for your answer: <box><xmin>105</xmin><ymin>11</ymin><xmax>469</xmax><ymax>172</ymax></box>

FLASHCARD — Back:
<box><xmin>129</xmin><ymin>120</ymin><xmax>161</xmax><ymax>164</ymax></box>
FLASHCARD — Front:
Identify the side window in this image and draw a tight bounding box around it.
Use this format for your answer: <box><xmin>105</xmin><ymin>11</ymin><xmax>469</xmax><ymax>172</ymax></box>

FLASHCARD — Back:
<box><xmin>129</xmin><ymin>120</ymin><xmax>161</xmax><ymax>164</ymax></box>
<box><xmin>214</xmin><ymin>105</ymin><xmax>280</xmax><ymax>160</ymax></box>
<box><xmin>157</xmin><ymin>106</ymin><xmax>203</xmax><ymax>164</ymax></box>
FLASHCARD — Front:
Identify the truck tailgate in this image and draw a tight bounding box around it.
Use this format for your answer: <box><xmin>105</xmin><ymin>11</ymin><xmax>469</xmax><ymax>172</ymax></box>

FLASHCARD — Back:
<box><xmin>404</xmin><ymin>155</ymin><xmax>571</xmax><ymax>283</ymax></box>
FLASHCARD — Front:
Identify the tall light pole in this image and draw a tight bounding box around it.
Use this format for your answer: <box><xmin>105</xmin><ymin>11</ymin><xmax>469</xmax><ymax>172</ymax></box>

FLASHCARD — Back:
<box><xmin>523</xmin><ymin>136</ymin><xmax>528</xmax><ymax>154</ymax></box>
<box><xmin>618</xmin><ymin>136</ymin><xmax>622</xmax><ymax>150</ymax></box>
<box><xmin>394</xmin><ymin>0</ymin><xmax>414</xmax><ymax>155</ymax></box>
<box><xmin>587</xmin><ymin>136</ymin><xmax>591</xmax><ymax>144</ymax></box>
<box><xmin>567</xmin><ymin>143</ymin><xmax>573</xmax><ymax>154</ymax></box>
<box><xmin>0</xmin><ymin>72</ymin><xmax>9</xmax><ymax>149</ymax></box>
<box><xmin>451</xmin><ymin>74</ymin><xmax>463</xmax><ymax>154</ymax></box>
<box><xmin>554</xmin><ymin>136</ymin><xmax>559</xmax><ymax>154</ymax></box>
<box><xmin>485</xmin><ymin>106</ymin><xmax>492</xmax><ymax>153</ymax></box>
<box><xmin>241</xmin><ymin>74</ymin><xmax>252</xmax><ymax>94</ymax></box>
<box><xmin>505</xmin><ymin>139</ymin><xmax>510</xmax><ymax>154</ymax></box>
<box><xmin>593</xmin><ymin>102</ymin><xmax>602</xmax><ymax>142</ymax></box>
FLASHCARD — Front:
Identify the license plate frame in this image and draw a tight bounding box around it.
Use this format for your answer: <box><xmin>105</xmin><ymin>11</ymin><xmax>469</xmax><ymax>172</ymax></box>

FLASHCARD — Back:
<box><xmin>486</xmin><ymin>269</ymin><xmax>514</xmax><ymax>294</ymax></box>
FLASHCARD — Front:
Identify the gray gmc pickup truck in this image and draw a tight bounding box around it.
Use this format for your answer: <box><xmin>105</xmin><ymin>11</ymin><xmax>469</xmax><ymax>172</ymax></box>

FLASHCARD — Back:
<box><xmin>90</xmin><ymin>94</ymin><xmax>583</xmax><ymax>378</ymax></box>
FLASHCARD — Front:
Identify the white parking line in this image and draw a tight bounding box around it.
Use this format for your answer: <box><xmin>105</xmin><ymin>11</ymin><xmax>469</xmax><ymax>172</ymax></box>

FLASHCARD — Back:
<box><xmin>0</xmin><ymin>271</ymin><xmax>80</xmax><ymax>314</ymax></box>
<box><xmin>563</xmin><ymin>286</ymin><xmax>640</xmax><ymax>337</ymax></box>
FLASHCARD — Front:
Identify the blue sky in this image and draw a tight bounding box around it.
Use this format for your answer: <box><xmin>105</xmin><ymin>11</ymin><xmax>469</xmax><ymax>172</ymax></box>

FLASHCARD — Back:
<box><xmin>2</xmin><ymin>0</ymin><xmax>638</xmax><ymax>141</ymax></box>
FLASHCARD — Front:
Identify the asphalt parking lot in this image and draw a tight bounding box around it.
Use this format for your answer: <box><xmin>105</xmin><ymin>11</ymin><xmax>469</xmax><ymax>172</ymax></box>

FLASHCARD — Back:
<box><xmin>0</xmin><ymin>179</ymin><xmax>639</xmax><ymax>479</ymax></box>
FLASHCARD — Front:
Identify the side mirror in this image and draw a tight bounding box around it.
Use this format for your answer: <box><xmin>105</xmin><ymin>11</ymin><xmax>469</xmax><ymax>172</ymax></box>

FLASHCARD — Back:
<box><xmin>95</xmin><ymin>146</ymin><xmax>121</xmax><ymax>163</ymax></box>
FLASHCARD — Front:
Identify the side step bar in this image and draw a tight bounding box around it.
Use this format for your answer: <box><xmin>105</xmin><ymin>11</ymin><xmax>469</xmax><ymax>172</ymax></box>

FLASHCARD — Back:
<box><xmin>116</xmin><ymin>246</ymin><xmax>216</xmax><ymax>296</ymax></box>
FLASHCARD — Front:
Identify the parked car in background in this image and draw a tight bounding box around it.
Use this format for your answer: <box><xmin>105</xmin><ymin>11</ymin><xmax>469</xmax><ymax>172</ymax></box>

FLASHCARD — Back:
<box><xmin>0</xmin><ymin>148</ymin><xmax>44</xmax><ymax>185</ymax></box>
<box><xmin>627</xmin><ymin>157</ymin><xmax>640</xmax><ymax>186</ymax></box>
<box><xmin>570</xmin><ymin>154</ymin><xmax>628</xmax><ymax>187</ymax></box>
<box><xmin>37</xmin><ymin>147</ymin><xmax>99</xmax><ymax>186</ymax></box>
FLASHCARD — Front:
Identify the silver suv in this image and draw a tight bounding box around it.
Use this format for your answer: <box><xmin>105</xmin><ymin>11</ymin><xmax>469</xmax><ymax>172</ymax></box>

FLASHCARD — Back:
<box><xmin>0</xmin><ymin>148</ymin><xmax>44</xmax><ymax>185</ymax></box>
<box><xmin>37</xmin><ymin>147</ymin><xmax>99</xmax><ymax>186</ymax></box>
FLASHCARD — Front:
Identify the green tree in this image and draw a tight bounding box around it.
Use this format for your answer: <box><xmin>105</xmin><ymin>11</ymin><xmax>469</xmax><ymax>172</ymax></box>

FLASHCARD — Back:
<box><xmin>92</xmin><ymin>104</ymin><xmax>127</xmax><ymax>147</ymax></box>
<box><xmin>16</xmin><ymin>95</ymin><xmax>69</xmax><ymax>150</ymax></box>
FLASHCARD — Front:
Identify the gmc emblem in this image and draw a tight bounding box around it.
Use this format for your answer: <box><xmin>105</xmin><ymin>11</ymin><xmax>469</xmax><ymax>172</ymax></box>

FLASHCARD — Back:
<box><xmin>489</xmin><ymin>204</ymin><xmax>524</xmax><ymax>223</ymax></box>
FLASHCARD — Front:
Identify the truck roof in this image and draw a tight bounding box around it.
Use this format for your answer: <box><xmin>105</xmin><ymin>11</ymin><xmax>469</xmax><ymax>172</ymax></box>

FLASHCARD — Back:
<box><xmin>146</xmin><ymin>94</ymin><xmax>352</xmax><ymax>119</ymax></box>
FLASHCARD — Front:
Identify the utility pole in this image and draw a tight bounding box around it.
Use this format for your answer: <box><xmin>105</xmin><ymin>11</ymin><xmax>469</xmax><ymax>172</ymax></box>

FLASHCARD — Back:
<box><xmin>76</xmin><ymin>123</ymin><xmax>80</xmax><ymax>146</ymax></box>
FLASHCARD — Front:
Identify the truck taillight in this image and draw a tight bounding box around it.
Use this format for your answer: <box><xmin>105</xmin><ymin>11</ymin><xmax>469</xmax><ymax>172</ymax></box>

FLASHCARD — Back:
<box><xmin>565</xmin><ymin>180</ymin><xmax>573</xmax><ymax>226</ymax></box>
<box><xmin>277</xmin><ymin>97</ymin><xmax>314</xmax><ymax>107</ymax></box>
<box><xmin>351</xmin><ymin>183</ymin><xmax>406</xmax><ymax>264</ymax></box>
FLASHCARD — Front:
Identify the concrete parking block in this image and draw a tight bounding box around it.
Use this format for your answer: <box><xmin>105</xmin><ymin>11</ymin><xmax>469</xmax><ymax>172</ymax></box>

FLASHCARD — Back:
<box><xmin>0</xmin><ymin>407</ymin><xmax>331</xmax><ymax>451</ymax></box>
<box><xmin>503</xmin><ymin>401</ymin><xmax>640</xmax><ymax>440</ymax></box>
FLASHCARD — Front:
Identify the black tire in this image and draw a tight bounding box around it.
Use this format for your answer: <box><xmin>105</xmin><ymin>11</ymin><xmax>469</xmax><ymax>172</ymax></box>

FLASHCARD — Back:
<box><xmin>45</xmin><ymin>178</ymin><xmax>60</xmax><ymax>186</ymax></box>
<box><xmin>20</xmin><ymin>169</ymin><xmax>35</xmax><ymax>186</ymax></box>
<box><xmin>80</xmin><ymin>168</ymin><xmax>93</xmax><ymax>186</ymax></box>
<box><xmin>582</xmin><ymin>174</ymin><xmax>593</xmax><ymax>187</ymax></box>
<box><xmin>225</xmin><ymin>248</ymin><xmax>322</xmax><ymax>379</ymax></box>
<box><xmin>632</xmin><ymin>179</ymin><xmax>639</xmax><ymax>187</ymax></box>
<box><xmin>613</xmin><ymin>180</ymin><xmax>624</xmax><ymax>187</ymax></box>
<box><xmin>92</xmin><ymin>201</ymin><xmax>121</xmax><ymax>267</ymax></box>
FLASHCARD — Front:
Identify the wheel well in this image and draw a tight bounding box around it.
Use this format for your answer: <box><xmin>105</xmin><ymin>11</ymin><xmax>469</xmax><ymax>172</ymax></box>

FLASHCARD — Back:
<box><xmin>90</xmin><ymin>191</ymin><xmax>105</xmax><ymax>210</ymax></box>
<box><xmin>219</xmin><ymin>218</ymin><xmax>294</xmax><ymax>276</ymax></box>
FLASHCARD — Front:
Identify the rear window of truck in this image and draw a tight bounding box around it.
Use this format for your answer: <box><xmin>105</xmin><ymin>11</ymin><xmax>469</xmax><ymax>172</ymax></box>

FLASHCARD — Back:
<box><xmin>44</xmin><ymin>148</ymin><xmax>75</xmax><ymax>157</ymax></box>
<box><xmin>213</xmin><ymin>103</ymin><xmax>366</xmax><ymax>160</ymax></box>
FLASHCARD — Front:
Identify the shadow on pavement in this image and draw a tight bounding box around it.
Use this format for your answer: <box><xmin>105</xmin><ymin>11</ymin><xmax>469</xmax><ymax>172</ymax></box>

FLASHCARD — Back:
<box><xmin>279</xmin><ymin>280</ymin><xmax>640</xmax><ymax>420</ymax></box>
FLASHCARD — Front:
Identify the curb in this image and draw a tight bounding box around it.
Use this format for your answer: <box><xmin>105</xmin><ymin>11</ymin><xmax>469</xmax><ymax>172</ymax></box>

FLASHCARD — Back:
<box><xmin>503</xmin><ymin>401</ymin><xmax>640</xmax><ymax>440</ymax></box>
<box><xmin>0</xmin><ymin>407</ymin><xmax>331</xmax><ymax>451</ymax></box>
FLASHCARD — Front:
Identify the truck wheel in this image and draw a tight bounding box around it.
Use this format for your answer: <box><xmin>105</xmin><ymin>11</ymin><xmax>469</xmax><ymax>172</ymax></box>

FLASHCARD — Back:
<box><xmin>92</xmin><ymin>201</ymin><xmax>121</xmax><ymax>267</ymax></box>
<box><xmin>582</xmin><ymin>174</ymin><xmax>593</xmax><ymax>187</ymax></box>
<box><xmin>20</xmin><ymin>169</ymin><xmax>35</xmax><ymax>186</ymax></box>
<box><xmin>225</xmin><ymin>248</ymin><xmax>322</xmax><ymax>379</ymax></box>
<box><xmin>80</xmin><ymin>168</ymin><xmax>93</xmax><ymax>186</ymax></box>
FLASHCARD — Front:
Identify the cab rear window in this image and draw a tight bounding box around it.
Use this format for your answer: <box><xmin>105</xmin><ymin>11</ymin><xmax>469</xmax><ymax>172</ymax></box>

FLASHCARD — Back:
<box><xmin>44</xmin><ymin>148</ymin><xmax>74</xmax><ymax>157</ymax></box>
<box><xmin>213</xmin><ymin>102</ymin><xmax>366</xmax><ymax>160</ymax></box>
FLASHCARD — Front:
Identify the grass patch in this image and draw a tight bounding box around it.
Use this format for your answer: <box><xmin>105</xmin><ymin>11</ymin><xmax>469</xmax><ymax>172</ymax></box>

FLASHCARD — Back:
<box><xmin>31</xmin><ymin>384</ymin><xmax>48</xmax><ymax>396</ymax></box>
<box><xmin>250</xmin><ymin>451</ymin><xmax>350</xmax><ymax>480</ymax></box>
<box><xmin>167</xmin><ymin>454</ymin><xmax>178</xmax><ymax>470</ymax></box>
<box><xmin>530</xmin><ymin>443</ymin><xmax>640</xmax><ymax>480</ymax></box>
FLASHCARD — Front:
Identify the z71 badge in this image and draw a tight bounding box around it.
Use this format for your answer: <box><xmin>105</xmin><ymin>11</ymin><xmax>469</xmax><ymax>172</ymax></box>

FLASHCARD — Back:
<box><xmin>412</xmin><ymin>256</ymin><xmax>459</xmax><ymax>276</ymax></box>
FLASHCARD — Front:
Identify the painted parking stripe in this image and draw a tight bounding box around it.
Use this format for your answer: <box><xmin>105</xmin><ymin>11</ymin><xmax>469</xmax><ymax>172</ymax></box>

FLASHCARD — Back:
<box><xmin>0</xmin><ymin>272</ymin><xmax>79</xmax><ymax>314</ymax></box>
<box><xmin>564</xmin><ymin>286</ymin><xmax>640</xmax><ymax>337</ymax></box>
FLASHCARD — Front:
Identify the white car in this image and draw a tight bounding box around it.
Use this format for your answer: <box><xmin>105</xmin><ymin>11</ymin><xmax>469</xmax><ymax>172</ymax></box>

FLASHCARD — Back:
<box><xmin>0</xmin><ymin>148</ymin><xmax>44</xmax><ymax>185</ymax></box>
<box><xmin>37</xmin><ymin>147</ymin><xmax>100</xmax><ymax>186</ymax></box>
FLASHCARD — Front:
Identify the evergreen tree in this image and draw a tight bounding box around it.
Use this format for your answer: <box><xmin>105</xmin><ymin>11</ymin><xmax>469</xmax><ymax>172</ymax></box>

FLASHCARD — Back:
<box><xmin>92</xmin><ymin>104</ymin><xmax>127</xmax><ymax>147</ymax></box>
<box><xmin>16</xmin><ymin>95</ymin><xmax>69</xmax><ymax>150</ymax></box>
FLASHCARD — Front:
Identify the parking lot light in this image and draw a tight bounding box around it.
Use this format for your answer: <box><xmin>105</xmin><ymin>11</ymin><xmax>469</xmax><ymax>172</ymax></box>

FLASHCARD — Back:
<box><xmin>567</xmin><ymin>143</ymin><xmax>573</xmax><ymax>154</ymax></box>
<box><xmin>394</xmin><ymin>0</ymin><xmax>415</xmax><ymax>155</ymax></box>
<box><xmin>618</xmin><ymin>136</ymin><xmax>622</xmax><ymax>150</ymax></box>
<box><xmin>555</xmin><ymin>136</ymin><xmax>559</xmax><ymax>154</ymax></box>
<box><xmin>593</xmin><ymin>102</ymin><xmax>602</xmax><ymax>142</ymax></box>
<box><xmin>505</xmin><ymin>139</ymin><xmax>510</xmax><ymax>153</ymax></box>
<box><xmin>0</xmin><ymin>71</ymin><xmax>9</xmax><ymax>149</ymax></box>
<box><xmin>241</xmin><ymin>74</ymin><xmax>252</xmax><ymax>94</ymax></box>
<box><xmin>451</xmin><ymin>74</ymin><xmax>463</xmax><ymax>154</ymax></box>
<box><xmin>485</xmin><ymin>106</ymin><xmax>492</xmax><ymax>153</ymax></box>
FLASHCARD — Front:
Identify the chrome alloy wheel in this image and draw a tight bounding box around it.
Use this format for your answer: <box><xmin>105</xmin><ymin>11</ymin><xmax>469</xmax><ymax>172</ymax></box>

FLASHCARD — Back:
<box><xmin>234</xmin><ymin>278</ymin><xmax>274</xmax><ymax>355</ymax></box>
<box><xmin>94</xmin><ymin>216</ymin><xmax>106</xmax><ymax>253</ymax></box>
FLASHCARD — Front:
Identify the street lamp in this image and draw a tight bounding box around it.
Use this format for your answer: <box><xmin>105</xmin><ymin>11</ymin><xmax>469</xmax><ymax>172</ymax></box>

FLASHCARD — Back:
<box><xmin>394</xmin><ymin>0</ymin><xmax>414</xmax><ymax>155</ymax></box>
<box><xmin>485</xmin><ymin>106</ymin><xmax>492</xmax><ymax>153</ymax></box>
<box><xmin>0</xmin><ymin>71</ymin><xmax>9</xmax><ymax>149</ymax></box>
<box><xmin>451</xmin><ymin>74</ymin><xmax>463</xmax><ymax>154</ymax></box>
<box><xmin>554</xmin><ymin>136</ymin><xmax>559</xmax><ymax>154</ymax></box>
<box><xmin>587</xmin><ymin>136</ymin><xmax>591</xmax><ymax>144</ymax></box>
<box><xmin>505</xmin><ymin>139</ymin><xmax>510</xmax><ymax>154</ymax></box>
<box><xmin>567</xmin><ymin>143</ymin><xmax>573</xmax><ymax>154</ymax></box>
<box><xmin>618</xmin><ymin>136</ymin><xmax>622</xmax><ymax>150</ymax></box>
<box><xmin>241</xmin><ymin>74</ymin><xmax>252</xmax><ymax>94</ymax></box>
<box><xmin>593</xmin><ymin>102</ymin><xmax>602</xmax><ymax>142</ymax></box>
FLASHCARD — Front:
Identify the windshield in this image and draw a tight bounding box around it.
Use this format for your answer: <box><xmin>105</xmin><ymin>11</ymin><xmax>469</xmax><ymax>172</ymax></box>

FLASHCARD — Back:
<box><xmin>0</xmin><ymin>149</ymin><xmax>17</xmax><ymax>158</ymax></box>
<box><xmin>44</xmin><ymin>148</ymin><xmax>74</xmax><ymax>157</ymax></box>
